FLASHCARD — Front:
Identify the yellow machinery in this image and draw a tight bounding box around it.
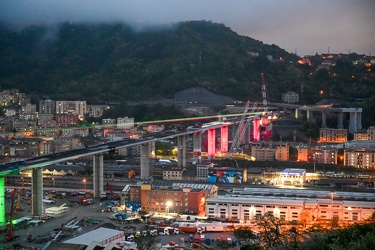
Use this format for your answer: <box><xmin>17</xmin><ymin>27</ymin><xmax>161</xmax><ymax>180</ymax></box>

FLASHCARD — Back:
<box><xmin>15</xmin><ymin>189</ymin><xmax>24</xmax><ymax>211</ymax></box>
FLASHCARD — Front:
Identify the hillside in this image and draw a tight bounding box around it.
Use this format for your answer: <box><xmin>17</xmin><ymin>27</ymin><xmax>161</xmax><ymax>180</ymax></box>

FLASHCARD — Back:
<box><xmin>0</xmin><ymin>21</ymin><xmax>298</xmax><ymax>103</ymax></box>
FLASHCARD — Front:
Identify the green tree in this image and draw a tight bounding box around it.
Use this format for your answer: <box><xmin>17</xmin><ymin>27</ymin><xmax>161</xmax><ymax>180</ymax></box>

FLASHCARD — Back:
<box><xmin>233</xmin><ymin>226</ymin><xmax>258</xmax><ymax>247</ymax></box>
<box><xmin>255</xmin><ymin>212</ymin><xmax>285</xmax><ymax>248</ymax></box>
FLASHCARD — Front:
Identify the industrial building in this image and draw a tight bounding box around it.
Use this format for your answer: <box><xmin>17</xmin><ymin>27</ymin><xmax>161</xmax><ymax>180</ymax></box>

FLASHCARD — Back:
<box><xmin>206</xmin><ymin>188</ymin><xmax>375</xmax><ymax>222</ymax></box>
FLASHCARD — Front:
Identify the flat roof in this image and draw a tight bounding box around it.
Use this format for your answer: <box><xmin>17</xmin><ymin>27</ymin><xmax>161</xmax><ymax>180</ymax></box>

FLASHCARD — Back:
<box><xmin>64</xmin><ymin>227</ymin><xmax>124</xmax><ymax>245</ymax></box>
<box><xmin>282</xmin><ymin>168</ymin><xmax>306</xmax><ymax>174</ymax></box>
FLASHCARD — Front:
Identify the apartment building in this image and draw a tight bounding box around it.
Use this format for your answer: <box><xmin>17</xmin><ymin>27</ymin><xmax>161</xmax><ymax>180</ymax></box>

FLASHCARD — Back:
<box><xmin>344</xmin><ymin>148</ymin><xmax>375</xmax><ymax>170</ymax></box>
<box><xmin>319</xmin><ymin>128</ymin><xmax>347</xmax><ymax>143</ymax></box>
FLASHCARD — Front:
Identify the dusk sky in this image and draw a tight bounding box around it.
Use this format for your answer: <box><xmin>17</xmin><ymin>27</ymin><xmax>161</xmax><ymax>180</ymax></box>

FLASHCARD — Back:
<box><xmin>0</xmin><ymin>0</ymin><xmax>374</xmax><ymax>56</ymax></box>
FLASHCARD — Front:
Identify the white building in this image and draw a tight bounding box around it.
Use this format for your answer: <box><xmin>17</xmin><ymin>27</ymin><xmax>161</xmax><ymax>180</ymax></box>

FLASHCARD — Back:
<box><xmin>55</xmin><ymin>100</ymin><xmax>87</xmax><ymax>119</ymax></box>
<box><xmin>117</xmin><ymin>116</ymin><xmax>134</xmax><ymax>129</ymax></box>
<box><xmin>206</xmin><ymin>189</ymin><xmax>375</xmax><ymax>222</ymax></box>
<box><xmin>64</xmin><ymin>227</ymin><xmax>125</xmax><ymax>246</ymax></box>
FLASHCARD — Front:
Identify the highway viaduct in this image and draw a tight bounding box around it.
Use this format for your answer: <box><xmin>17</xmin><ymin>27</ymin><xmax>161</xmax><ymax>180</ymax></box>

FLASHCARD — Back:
<box><xmin>0</xmin><ymin>122</ymin><xmax>233</xmax><ymax>226</ymax></box>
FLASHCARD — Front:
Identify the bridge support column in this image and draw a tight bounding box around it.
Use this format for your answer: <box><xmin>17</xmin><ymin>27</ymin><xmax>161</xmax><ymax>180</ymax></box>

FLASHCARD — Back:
<box><xmin>207</xmin><ymin>128</ymin><xmax>216</xmax><ymax>160</ymax></box>
<box><xmin>349</xmin><ymin>111</ymin><xmax>358</xmax><ymax>133</ymax></box>
<box><xmin>337</xmin><ymin>112</ymin><xmax>344</xmax><ymax>128</ymax></box>
<box><xmin>321</xmin><ymin>111</ymin><xmax>327</xmax><ymax>128</ymax></box>
<box><xmin>295</xmin><ymin>109</ymin><xmax>302</xmax><ymax>119</ymax></box>
<box><xmin>220</xmin><ymin>126</ymin><xmax>228</xmax><ymax>154</ymax></box>
<box><xmin>357</xmin><ymin>111</ymin><xmax>362</xmax><ymax>131</ymax></box>
<box><xmin>93</xmin><ymin>154</ymin><xmax>104</xmax><ymax>198</ymax></box>
<box><xmin>0</xmin><ymin>176</ymin><xmax>5</xmax><ymax>227</ymax></box>
<box><xmin>253</xmin><ymin>118</ymin><xmax>260</xmax><ymax>142</ymax></box>
<box><xmin>31</xmin><ymin>167</ymin><xmax>43</xmax><ymax>217</ymax></box>
<box><xmin>140</xmin><ymin>143</ymin><xmax>150</xmax><ymax>180</ymax></box>
<box><xmin>177</xmin><ymin>135</ymin><xmax>187</xmax><ymax>169</ymax></box>
<box><xmin>193</xmin><ymin>132</ymin><xmax>202</xmax><ymax>163</ymax></box>
<box><xmin>307</xmin><ymin>110</ymin><xmax>313</xmax><ymax>123</ymax></box>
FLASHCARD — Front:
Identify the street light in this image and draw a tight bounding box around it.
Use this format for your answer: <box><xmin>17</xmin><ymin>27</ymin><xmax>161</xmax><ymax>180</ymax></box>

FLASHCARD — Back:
<box><xmin>52</xmin><ymin>178</ymin><xmax>55</xmax><ymax>188</ymax></box>
<box><xmin>166</xmin><ymin>201</ymin><xmax>172</xmax><ymax>213</ymax></box>
<box><xmin>83</xmin><ymin>178</ymin><xmax>86</xmax><ymax>190</ymax></box>
<box><xmin>20</xmin><ymin>176</ymin><xmax>24</xmax><ymax>187</ymax></box>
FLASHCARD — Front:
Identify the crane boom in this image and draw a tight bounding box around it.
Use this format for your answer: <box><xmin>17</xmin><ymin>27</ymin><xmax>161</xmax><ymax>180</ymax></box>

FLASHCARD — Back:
<box><xmin>229</xmin><ymin>101</ymin><xmax>257</xmax><ymax>157</ymax></box>
<box><xmin>229</xmin><ymin>101</ymin><xmax>250</xmax><ymax>156</ymax></box>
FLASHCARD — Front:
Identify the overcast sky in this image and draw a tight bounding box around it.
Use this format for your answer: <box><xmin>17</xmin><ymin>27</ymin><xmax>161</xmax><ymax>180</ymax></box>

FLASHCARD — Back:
<box><xmin>0</xmin><ymin>0</ymin><xmax>374</xmax><ymax>56</ymax></box>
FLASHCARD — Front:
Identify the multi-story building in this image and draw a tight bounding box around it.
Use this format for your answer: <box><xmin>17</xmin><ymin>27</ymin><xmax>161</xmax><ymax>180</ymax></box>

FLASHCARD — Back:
<box><xmin>61</xmin><ymin>127</ymin><xmax>89</xmax><ymax>137</ymax></box>
<box><xmin>117</xmin><ymin>117</ymin><xmax>134</xmax><ymax>130</ymax></box>
<box><xmin>282</xmin><ymin>91</ymin><xmax>299</xmax><ymax>104</ymax></box>
<box><xmin>275</xmin><ymin>143</ymin><xmax>289</xmax><ymax>161</ymax></box>
<box><xmin>40</xmin><ymin>140</ymin><xmax>55</xmax><ymax>155</ymax></box>
<box><xmin>87</xmin><ymin>104</ymin><xmax>110</xmax><ymax>118</ymax></box>
<box><xmin>297</xmin><ymin>146</ymin><xmax>310</xmax><ymax>162</ymax></box>
<box><xmin>319</xmin><ymin>128</ymin><xmax>347</xmax><ymax>143</ymax></box>
<box><xmin>344</xmin><ymin>148</ymin><xmax>375</xmax><ymax>170</ymax></box>
<box><xmin>315</xmin><ymin>147</ymin><xmax>338</xmax><ymax>165</ymax></box>
<box><xmin>206</xmin><ymin>188</ymin><xmax>375</xmax><ymax>222</ymax></box>
<box><xmin>54</xmin><ymin>137</ymin><xmax>82</xmax><ymax>151</ymax></box>
<box><xmin>35</xmin><ymin>125</ymin><xmax>59</xmax><ymax>137</ymax></box>
<box><xmin>196</xmin><ymin>162</ymin><xmax>214</xmax><ymax>182</ymax></box>
<box><xmin>162</xmin><ymin>166</ymin><xmax>184</xmax><ymax>180</ymax></box>
<box><xmin>102</xmin><ymin>118</ymin><xmax>117</xmax><ymax>129</ymax></box>
<box><xmin>368</xmin><ymin>127</ymin><xmax>375</xmax><ymax>140</ymax></box>
<box><xmin>37</xmin><ymin>114</ymin><xmax>56</xmax><ymax>126</ymax></box>
<box><xmin>250</xmin><ymin>144</ymin><xmax>276</xmax><ymax>161</ymax></box>
<box><xmin>55</xmin><ymin>100</ymin><xmax>86</xmax><ymax>119</ymax></box>
<box><xmin>0</xmin><ymin>90</ymin><xmax>11</xmax><ymax>106</ymax></box>
<box><xmin>354</xmin><ymin>126</ymin><xmax>375</xmax><ymax>140</ymax></box>
<box><xmin>55</xmin><ymin>114</ymin><xmax>79</xmax><ymax>127</ymax></box>
<box><xmin>39</xmin><ymin>99</ymin><xmax>55</xmax><ymax>114</ymax></box>
<box><xmin>354</xmin><ymin>131</ymin><xmax>368</xmax><ymax>140</ymax></box>
<box><xmin>138</xmin><ymin>182</ymin><xmax>217</xmax><ymax>214</ymax></box>
<box><xmin>13</xmin><ymin>119</ymin><xmax>37</xmax><ymax>136</ymax></box>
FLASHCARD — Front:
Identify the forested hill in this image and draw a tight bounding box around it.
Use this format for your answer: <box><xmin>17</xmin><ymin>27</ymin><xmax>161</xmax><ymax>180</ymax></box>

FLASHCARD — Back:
<box><xmin>0</xmin><ymin>20</ymin><xmax>299</xmax><ymax>103</ymax></box>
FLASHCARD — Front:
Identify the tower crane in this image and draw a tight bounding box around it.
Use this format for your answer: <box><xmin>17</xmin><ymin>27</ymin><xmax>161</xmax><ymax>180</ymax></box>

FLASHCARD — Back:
<box><xmin>261</xmin><ymin>72</ymin><xmax>268</xmax><ymax>113</ymax></box>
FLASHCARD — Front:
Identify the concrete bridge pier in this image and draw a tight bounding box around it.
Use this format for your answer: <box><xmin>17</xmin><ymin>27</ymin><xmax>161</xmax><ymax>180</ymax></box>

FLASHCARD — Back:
<box><xmin>337</xmin><ymin>112</ymin><xmax>344</xmax><ymax>128</ymax></box>
<box><xmin>140</xmin><ymin>143</ymin><xmax>151</xmax><ymax>180</ymax></box>
<box><xmin>177</xmin><ymin>135</ymin><xmax>187</xmax><ymax>169</ymax></box>
<box><xmin>193</xmin><ymin>132</ymin><xmax>202</xmax><ymax>163</ymax></box>
<box><xmin>307</xmin><ymin>110</ymin><xmax>313</xmax><ymax>123</ymax></box>
<box><xmin>321</xmin><ymin>111</ymin><xmax>327</xmax><ymax>128</ymax></box>
<box><xmin>357</xmin><ymin>111</ymin><xmax>362</xmax><ymax>131</ymax></box>
<box><xmin>207</xmin><ymin>128</ymin><xmax>216</xmax><ymax>160</ymax></box>
<box><xmin>220</xmin><ymin>126</ymin><xmax>228</xmax><ymax>154</ymax></box>
<box><xmin>349</xmin><ymin>111</ymin><xmax>358</xmax><ymax>133</ymax></box>
<box><xmin>93</xmin><ymin>154</ymin><xmax>104</xmax><ymax>198</ymax></box>
<box><xmin>295</xmin><ymin>109</ymin><xmax>302</xmax><ymax>119</ymax></box>
<box><xmin>31</xmin><ymin>167</ymin><xmax>43</xmax><ymax>217</ymax></box>
<box><xmin>0</xmin><ymin>176</ymin><xmax>5</xmax><ymax>226</ymax></box>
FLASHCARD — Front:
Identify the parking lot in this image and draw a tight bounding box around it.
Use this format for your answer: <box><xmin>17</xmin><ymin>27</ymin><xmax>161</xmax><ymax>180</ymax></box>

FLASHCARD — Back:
<box><xmin>2</xmin><ymin>190</ymin><xmax>134</xmax><ymax>249</ymax></box>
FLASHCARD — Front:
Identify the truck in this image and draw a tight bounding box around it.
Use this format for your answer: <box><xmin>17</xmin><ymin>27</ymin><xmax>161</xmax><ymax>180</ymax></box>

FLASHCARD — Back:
<box><xmin>194</xmin><ymin>234</ymin><xmax>200</xmax><ymax>244</ymax></box>
<box><xmin>111</xmin><ymin>213</ymin><xmax>127</xmax><ymax>220</ymax></box>
<box><xmin>205</xmin><ymin>235</ymin><xmax>211</xmax><ymax>245</ymax></box>
<box><xmin>204</xmin><ymin>225</ymin><xmax>224</xmax><ymax>232</ymax></box>
<box><xmin>179</xmin><ymin>226</ymin><xmax>198</xmax><ymax>233</ymax></box>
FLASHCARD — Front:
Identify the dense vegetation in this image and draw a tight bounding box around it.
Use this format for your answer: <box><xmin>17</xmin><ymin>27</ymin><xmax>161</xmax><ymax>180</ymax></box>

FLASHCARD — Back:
<box><xmin>0</xmin><ymin>20</ymin><xmax>374</xmax><ymax>126</ymax></box>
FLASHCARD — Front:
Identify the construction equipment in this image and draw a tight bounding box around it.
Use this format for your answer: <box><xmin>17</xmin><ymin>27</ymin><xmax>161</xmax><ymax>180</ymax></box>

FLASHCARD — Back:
<box><xmin>4</xmin><ymin>189</ymin><xmax>18</xmax><ymax>242</ymax></box>
<box><xmin>15</xmin><ymin>189</ymin><xmax>24</xmax><ymax>211</ymax></box>
<box><xmin>228</xmin><ymin>101</ymin><xmax>257</xmax><ymax>158</ymax></box>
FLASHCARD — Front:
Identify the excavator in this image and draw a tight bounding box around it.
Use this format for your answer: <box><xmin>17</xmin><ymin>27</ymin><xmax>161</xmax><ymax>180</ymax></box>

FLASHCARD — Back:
<box><xmin>4</xmin><ymin>189</ymin><xmax>19</xmax><ymax>242</ymax></box>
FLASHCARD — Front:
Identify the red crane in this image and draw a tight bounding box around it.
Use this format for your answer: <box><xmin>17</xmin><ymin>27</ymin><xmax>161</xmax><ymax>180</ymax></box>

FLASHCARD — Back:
<box><xmin>4</xmin><ymin>189</ymin><xmax>18</xmax><ymax>242</ymax></box>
